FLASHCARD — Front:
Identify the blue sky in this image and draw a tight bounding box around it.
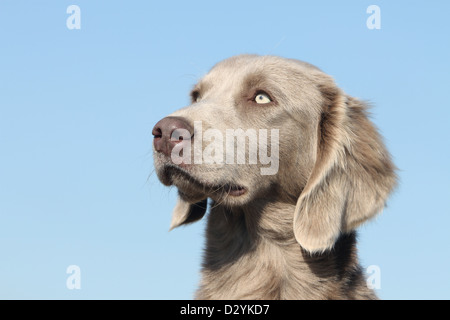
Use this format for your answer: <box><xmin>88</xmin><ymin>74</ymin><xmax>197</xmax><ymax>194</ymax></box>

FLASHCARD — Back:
<box><xmin>0</xmin><ymin>1</ymin><xmax>449</xmax><ymax>299</ymax></box>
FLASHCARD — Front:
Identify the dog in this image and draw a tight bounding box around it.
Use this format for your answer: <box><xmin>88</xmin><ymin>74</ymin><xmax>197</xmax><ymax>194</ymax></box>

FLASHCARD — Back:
<box><xmin>152</xmin><ymin>55</ymin><xmax>397</xmax><ymax>299</ymax></box>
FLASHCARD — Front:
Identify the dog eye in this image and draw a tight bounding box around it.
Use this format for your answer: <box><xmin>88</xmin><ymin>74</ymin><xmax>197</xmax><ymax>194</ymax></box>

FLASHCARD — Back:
<box><xmin>191</xmin><ymin>90</ymin><xmax>201</xmax><ymax>103</ymax></box>
<box><xmin>254</xmin><ymin>92</ymin><xmax>271</xmax><ymax>104</ymax></box>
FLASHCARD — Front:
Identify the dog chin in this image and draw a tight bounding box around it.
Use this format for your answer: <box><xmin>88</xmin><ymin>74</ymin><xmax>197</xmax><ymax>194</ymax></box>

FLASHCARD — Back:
<box><xmin>158</xmin><ymin>163</ymin><xmax>249</xmax><ymax>205</ymax></box>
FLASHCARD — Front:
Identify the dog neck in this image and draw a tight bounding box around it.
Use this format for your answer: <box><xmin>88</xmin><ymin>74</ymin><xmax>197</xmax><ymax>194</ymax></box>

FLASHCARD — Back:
<box><xmin>195</xmin><ymin>198</ymin><xmax>376</xmax><ymax>300</ymax></box>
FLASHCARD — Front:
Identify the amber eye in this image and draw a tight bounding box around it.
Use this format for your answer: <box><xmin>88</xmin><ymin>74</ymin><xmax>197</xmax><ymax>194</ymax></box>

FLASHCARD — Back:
<box><xmin>254</xmin><ymin>92</ymin><xmax>271</xmax><ymax>104</ymax></box>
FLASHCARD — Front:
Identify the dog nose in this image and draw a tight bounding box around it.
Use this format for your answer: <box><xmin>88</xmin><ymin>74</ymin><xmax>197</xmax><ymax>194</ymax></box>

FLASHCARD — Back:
<box><xmin>152</xmin><ymin>116</ymin><xmax>193</xmax><ymax>157</ymax></box>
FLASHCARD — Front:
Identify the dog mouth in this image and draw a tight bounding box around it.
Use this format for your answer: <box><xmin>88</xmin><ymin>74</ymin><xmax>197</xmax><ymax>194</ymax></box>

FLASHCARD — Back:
<box><xmin>159</xmin><ymin>163</ymin><xmax>247</xmax><ymax>198</ymax></box>
<box><xmin>223</xmin><ymin>184</ymin><xmax>246</xmax><ymax>196</ymax></box>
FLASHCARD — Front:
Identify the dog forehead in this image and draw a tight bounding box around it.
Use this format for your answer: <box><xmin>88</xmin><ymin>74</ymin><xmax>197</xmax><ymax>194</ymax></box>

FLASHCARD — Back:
<box><xmin>207</xmin><ymin>55</ymin><xmax>289</xmax><ymax>78</ymax></box>
<box><xmin>196</xmin><ymin>56</ymin><xmax>284</xmax><ymax>96</ymax></box>
<box><xmin>200</xmin><ymin>55</ymin><xmax>322</xmax><ymax>89</ymax></box>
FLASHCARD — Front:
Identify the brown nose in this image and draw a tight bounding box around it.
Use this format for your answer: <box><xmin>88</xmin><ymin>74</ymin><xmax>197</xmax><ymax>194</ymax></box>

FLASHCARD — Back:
<box><xmin>152</xmin><ymin>116</ymin><xmax>193</xmax><ymax>157</ymax></box>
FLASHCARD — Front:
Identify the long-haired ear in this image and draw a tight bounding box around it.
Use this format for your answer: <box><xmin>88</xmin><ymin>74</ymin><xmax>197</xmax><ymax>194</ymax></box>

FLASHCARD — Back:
<box><xmin>293</xmin><ymin>83</ymin><xmax>397</xmax><ymax>254</ymax></box>
<box><xmin>169</xmin><ymin>193</ymin><xmax>207</xmax><ymax>230</ymax></box>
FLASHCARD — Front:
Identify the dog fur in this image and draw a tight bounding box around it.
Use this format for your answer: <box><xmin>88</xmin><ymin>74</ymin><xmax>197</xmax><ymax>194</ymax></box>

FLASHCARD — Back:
<box><xmin>153</xmin><ymin>55</ymin><xmax>397</xmax><ymax>299</ymax></box>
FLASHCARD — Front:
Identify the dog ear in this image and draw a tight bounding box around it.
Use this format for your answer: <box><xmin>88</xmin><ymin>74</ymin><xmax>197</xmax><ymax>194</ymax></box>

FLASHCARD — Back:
<box><xmin>293</xmin><ymin>83</ymin><xmax>397</xmax><ymax>254</ymax></box>
<box><xmin>169</xmin><ymin>194</ymin><xmax>208</xmax><ymax>230</ymax></box>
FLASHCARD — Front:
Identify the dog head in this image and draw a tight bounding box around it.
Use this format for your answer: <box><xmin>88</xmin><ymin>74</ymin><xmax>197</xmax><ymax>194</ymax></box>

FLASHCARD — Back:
<box><xmin>153</xmin><ymin>55</ymin><xmax>397</xmax><ymax>253</ymax></box>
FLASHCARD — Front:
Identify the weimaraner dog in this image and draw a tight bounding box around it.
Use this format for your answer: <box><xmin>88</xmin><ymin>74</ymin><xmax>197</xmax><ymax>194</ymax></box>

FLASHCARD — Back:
<box><xmin>153</xmin><ymin>55</ymin><xmax>397</xmax><ymax>299</ymax></box>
